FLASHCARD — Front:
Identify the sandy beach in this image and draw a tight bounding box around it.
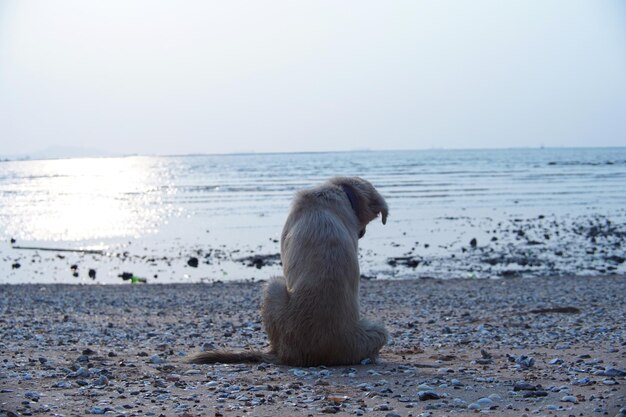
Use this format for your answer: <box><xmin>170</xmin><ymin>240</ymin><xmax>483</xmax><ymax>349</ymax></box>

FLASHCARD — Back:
<box><xmin>1</xmin><ymin>275</ymin><xmax>624</xmax><ymax>416</ymax></box>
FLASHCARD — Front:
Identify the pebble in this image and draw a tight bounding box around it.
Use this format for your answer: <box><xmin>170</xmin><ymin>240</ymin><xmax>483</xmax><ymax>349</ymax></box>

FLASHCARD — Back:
<box><xmin>513</xmin><ymin>382</ymin><xmax>537</xmax><ymax>391</ymax></box>
<box><xmin>417</xmin><ymin>390</ymin><xmax>440</xmax><ymax>401</ymax></box>
<box><xmin>292</xmin><ymin>369</ymin><xmax>308</xmax><ymax>377</ymax></box>
<box><xmin>597</xmin><ymin>367</ymin><xmax>626</xmax><ymax>377</ymax></box>
<box><xmin>327</xmin><ymin>395</ymin><xmax>348</xmax><ymax>403</ymax></box>
<box><xmin>89</xmin><ymin>406</ymin><xmax>108</xmax><ymax>414</ymax></box>
<box><xmin>184</xmin><ymin>369</ymin><xmax>201</xmax><ymax>375</ymax></box>
<box><xmin>24</xmin><ymin>391</ymin><xmax>40</xmax><ymax>401</ymax></box>
<box><xmin>523</xmin><ymin>391</ymin><xmax>548</xmax><ymax>398</ymax></box>
<box><xmin>476</xmin><ymin>397</ymin><xmax>494</xmax><ymax>407</ymax></box>
<box><xmin>573</xmin><ymin>377</ymin><xmax>592</xmax><ymax>386</ymax></box>
<box><xmin>488</xmin><ymin>393</ymin><xmax>502</xmax><ymax>401</ymax></box>
<box><xmin>511</xmin><ymin>354</ymin><xmax>535</xmax><ymax>368</ymax></box>
<box><xmin>452</xmin><ymin>397</ymin><xmax>467</xmax><ymax>406</ymax></box>
<box><xmin>561</xmin><ymin>395</ymin><xmax>577</xmax><ymax>403</ymax></box>
<box><xmin>92</xmin><ymin>375</ymin><xmax>108</xmax><ymax>387</ymax></box>
<box><xmin>68</xmin><ymin>367</ymin><xmax>90</xmax><ymax>378</ymax></box>
<box><xmin>52</xmin><ymin>381</ymin><xmax>72</xmax><ymax>389</ymax></box>
<box><xmin>150</xmin><ymin>354</ymin><xmax>164</xmax><ymax>364</ymax></box>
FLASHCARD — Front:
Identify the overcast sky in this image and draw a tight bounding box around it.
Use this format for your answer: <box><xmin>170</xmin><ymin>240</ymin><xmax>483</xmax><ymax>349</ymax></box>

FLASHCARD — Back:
<box><xmin>0</xmin><ymin>1</ymin><xmax>624</xmax><ymax>156</ymax></box>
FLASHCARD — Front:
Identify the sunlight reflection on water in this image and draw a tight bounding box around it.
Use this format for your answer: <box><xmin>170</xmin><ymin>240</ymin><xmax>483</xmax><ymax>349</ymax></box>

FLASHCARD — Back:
<box><xmin>0</xmin><ymin>157</ymin><xmax>172</xmax><ymax>242</ymax></box>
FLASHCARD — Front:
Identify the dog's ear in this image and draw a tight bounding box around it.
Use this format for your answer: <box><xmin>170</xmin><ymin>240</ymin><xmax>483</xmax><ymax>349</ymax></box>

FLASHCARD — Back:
<box><xmin>371</xmin><ymin>190</ymin><xmax>388</xmax><ymax>225</ymax></box>
<box><xmin>331</xmin><ymin>177</ymin><xmax>388</xmax><ymax>225</ymax></box>
<box><xmin>354</xmin><ymin>177</ymin><xmax>388</xmax><ymax>225</ymax></box>
<box><xmin>378</xmin><ymin>200</ymin><xmax>388</xmax><ymax>225</ymax></box>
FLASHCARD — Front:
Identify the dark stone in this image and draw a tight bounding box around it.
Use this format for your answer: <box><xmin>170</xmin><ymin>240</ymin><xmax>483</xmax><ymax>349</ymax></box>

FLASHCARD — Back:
<box><xmin>513</xmin><ymin>382</ymin><xmax>537</xmax><ymax>391</ymax></box>
<box><xmin>386</xmin><ymin>256</ymin><xmax>421</xmax><ymax>268</ymax></box>
<box><xmin>187</xmin><ymin>257</ymin><xmax>199</xmax><ymax>267</ymax></box>
<box><xmin>418</xmin><ymin>390</ymin><xmax>440</xmax><ymax>401</ymax></box>
<box><xmin>529</xmin><ymin>306</ymin><xmax>581</xmax><ymax>314</ymax></box>
<box><xmin>11</xmin><ymin>262</ymin><xmax>20</xmax><ymax>269</ymax></box>
<box><xmin>239</xmin><ymin>254</ymin><xmax>281</xmax><ymax>269</ymax></box>
<box><xmin>88</xmin><ymin>269</ymin><xmax>96</xmax><ymax>279</ymax></box>
<box><xmin>321</xmin><ymin>405</ymin><xmax>340</xmax><ymax>413</ymax></box>
<box><xmin>470</xmin><ymin>238</ymin><xmax>477</xmax><ymax>248</ymax></box>
<box><xmin>523</xmin><ymin>390</ymin><xmax>548</xmax><ymax>398</ymax></box>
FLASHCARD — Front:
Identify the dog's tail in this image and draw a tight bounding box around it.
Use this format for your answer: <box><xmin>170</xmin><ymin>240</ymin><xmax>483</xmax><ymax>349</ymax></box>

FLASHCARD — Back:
<box><xmin>185</xmin><ymin>350</ymin><xmax>277</xmax><ymax>364</ymax></box>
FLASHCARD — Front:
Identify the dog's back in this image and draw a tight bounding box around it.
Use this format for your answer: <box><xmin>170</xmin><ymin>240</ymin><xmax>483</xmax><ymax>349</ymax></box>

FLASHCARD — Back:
<box><xmin>266</xmin><ymin>188</ymin><xmax>361</xmax><ymax>364</ymax></box>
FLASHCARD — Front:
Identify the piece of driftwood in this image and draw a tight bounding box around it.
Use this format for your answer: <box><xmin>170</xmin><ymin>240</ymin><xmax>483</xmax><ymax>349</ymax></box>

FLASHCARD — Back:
<box><xmin>12</xmin><ymin>246</ymin><xmax>104</xmax><ymax>255</ymax></box>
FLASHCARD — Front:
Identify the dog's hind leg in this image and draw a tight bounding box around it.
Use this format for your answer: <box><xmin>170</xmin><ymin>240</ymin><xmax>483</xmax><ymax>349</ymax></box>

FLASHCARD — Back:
<box><xmin>261</xmin><ymin>276</ymin><xmax>290</xmax><ymax>352</ymax></box>
<box><xmin>355</xmin><ymin>318</ymin><xmax>388</xmax><ymax>362</ymax></box>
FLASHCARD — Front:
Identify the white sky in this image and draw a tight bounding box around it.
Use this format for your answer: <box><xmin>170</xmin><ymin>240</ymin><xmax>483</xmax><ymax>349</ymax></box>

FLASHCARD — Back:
<box><xmin>1</xmin><ymin>1</ymin><xmax>625</xmax><ymax>156</ymax></box>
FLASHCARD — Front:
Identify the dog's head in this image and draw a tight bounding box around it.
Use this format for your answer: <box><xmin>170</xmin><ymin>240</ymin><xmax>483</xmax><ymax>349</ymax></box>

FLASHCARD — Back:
<box><xmin>329</xmin><ymin>176</ymin><xmax>388</xmax><ymax>238</ymax></box>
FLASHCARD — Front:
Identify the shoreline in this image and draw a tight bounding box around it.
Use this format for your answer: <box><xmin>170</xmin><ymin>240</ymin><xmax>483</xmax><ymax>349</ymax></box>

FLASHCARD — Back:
<box><xmin>0</xmin><ymin>270</ymin><xmax>624</xmax><ymax>282</ymax></box>
<box><xmin>1</xmin><ymin>275</ymin><xmax>625</xmax><ymax>416</ymax></box>
<box><xmin>3</xmin><ymin>207</ymin><xmax>625</xmax><ymax>285</ymax></box>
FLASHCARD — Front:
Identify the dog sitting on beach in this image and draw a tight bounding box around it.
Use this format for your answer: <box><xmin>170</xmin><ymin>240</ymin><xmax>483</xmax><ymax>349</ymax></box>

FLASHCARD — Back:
<box><xmin>187</xmin><ymin>177</ymin><xmax>389</xmax><ymax>366</ymax></box>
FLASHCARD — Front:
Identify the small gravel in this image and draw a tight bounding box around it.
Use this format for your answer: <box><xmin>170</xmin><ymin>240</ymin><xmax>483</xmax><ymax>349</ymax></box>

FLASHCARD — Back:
<box><xmin>0</xmin><ymin>275</ymin><xmax>624</xmax><ymax>416</ymax></box>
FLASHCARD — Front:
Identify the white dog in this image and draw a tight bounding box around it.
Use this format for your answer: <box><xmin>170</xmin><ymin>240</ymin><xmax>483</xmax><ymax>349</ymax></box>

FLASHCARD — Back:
<box><xmin>188</xmin><ymin>177</ymin><xmax>389</xmax><ymax>366</ymax></box>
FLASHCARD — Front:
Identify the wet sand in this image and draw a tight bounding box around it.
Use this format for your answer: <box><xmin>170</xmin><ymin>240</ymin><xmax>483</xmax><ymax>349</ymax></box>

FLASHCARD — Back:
<box><xmin>1</xmin><ymin>276</ymin><xmax>625</xmax><ymax>416</ymax></box>
<box><xmin>3</xmin><ymin>210</ymin><xmax>625</xmax><ymax>285</ymax></box>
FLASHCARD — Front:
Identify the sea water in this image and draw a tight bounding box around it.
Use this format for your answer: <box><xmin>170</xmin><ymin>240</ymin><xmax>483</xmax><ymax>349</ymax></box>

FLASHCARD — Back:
<box><xmin>1</xmin><ymin>148</ymin><xmax>625</xmax><ymax>283</ymax></box>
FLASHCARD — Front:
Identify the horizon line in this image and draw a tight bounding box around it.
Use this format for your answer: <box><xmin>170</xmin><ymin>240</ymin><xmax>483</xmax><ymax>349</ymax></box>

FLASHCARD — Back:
<box><xmin>2</xmin><ymin>144</ymin><xmax>626</xmax><ymax>162</ymax></box>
